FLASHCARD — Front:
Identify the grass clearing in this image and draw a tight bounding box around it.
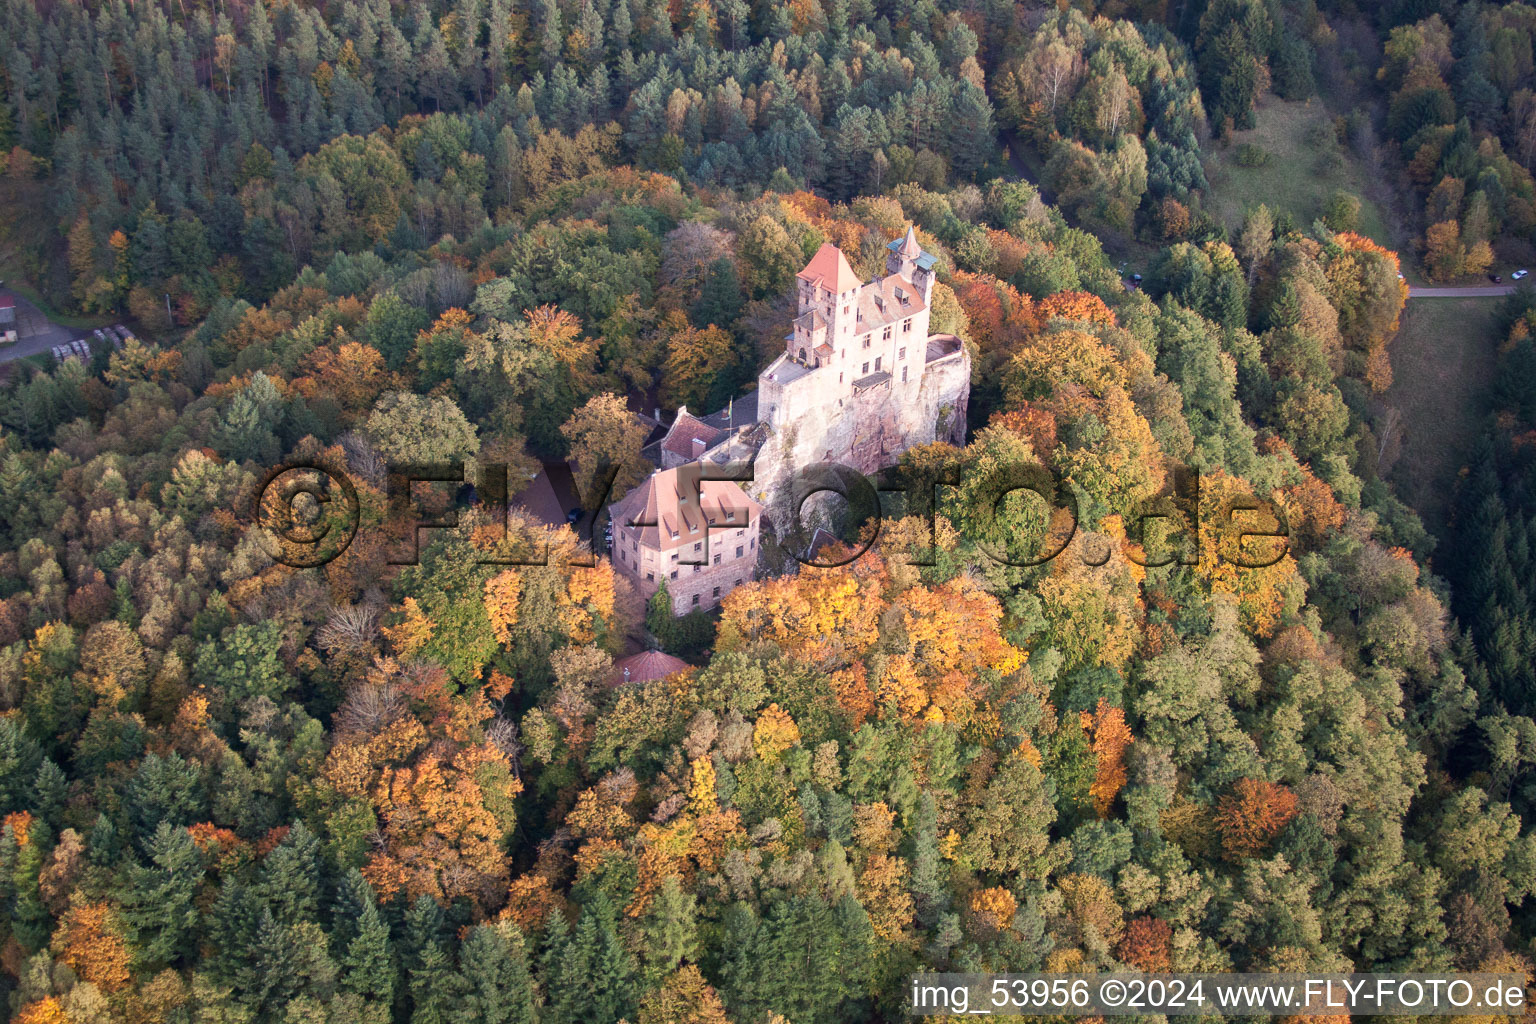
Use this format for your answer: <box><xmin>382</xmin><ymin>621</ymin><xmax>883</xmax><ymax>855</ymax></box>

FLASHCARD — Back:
<box><xmin>1202</xmin><ymin>97</ymin><xmax>1393</xmax><ymax>250</ymax></box>
<box><xmin>1373</xmin><ymin>297</ymin><xmax>1500</xmax><ymax>535</ymax></box>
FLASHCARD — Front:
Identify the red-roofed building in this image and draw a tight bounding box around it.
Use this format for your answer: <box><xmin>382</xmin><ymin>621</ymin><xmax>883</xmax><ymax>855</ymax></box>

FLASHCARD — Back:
<box><xmin>796</xmin><ymin>242</ymin><xmax>863</xmax><ymax>296</ymax></box>
<box><xmin>656</xmin><ymin>407</ymin><xmax>725</xmax><ymax>469</ymax></box>
<box><xmin>608</xmin><ymin>463</ymin><xmax>762</xmax><ymax>615</ymax></box>
<box><xmin>609</xmin><ymin>649</ymin><xmax>692</xmax><ymax>686</ymax></box>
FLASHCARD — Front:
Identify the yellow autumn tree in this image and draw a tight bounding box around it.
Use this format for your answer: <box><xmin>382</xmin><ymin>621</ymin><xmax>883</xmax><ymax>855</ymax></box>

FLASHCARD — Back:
<box><xmin>752</xmin><ymin>703</ymin><xmax>801</xmax><ymax>759</ymax></box>
<box><xmin>968</xmin><ymin>886</ymin><xmax>1019</xmax><ymax>935</ymax></box>
<box><xmin>1195</xmin><ymin>472</ymin><xmax>1301</xmax><ymax>638</ymax></box>
<box><xmin>483</xmin><ymin>570</ymin><xmax>522</xmax><ymax>644</ymax></box>
<box><xmin>381</xmin><ymin>597</ymin><xmax>434</xmax><ymax>657</ymax></box>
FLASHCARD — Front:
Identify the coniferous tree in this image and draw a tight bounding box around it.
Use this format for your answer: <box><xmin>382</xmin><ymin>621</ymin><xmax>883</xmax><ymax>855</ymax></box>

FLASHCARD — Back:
<box><xmin>451</xmin><ymin>924</ymin><xmax>536</xmax><ymax>1024</ymax></box>
<box><xmin>122</xmin><ymin>823</ymin><xmax>204</xmax><ymax>971</ymax></box>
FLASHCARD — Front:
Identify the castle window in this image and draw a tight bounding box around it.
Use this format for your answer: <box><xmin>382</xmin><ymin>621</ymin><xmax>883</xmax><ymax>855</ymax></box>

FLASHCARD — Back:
<box><xmin>838</xmin><ymin>373</ymin><xmax>843</xmax><ymax>383</ymax></box>
<box><xmin>713</xmin><ymin>554</ymin><xmax>720</xmax><ymax>565</ymax></box>
<box><xmin>862</xmin><ymin>362</ymin><xmax>869</xmax><ymax>374</ymax></box>
<box><xmin>694</xmin><ymin>541</ymin><xmax>702</xmax><ymax>552</ymax></box>
<box><xmin>646</xmin><ymin>572</ymin><xmax>654</xmax><ymax>581</ymax></box>
<box><xmin>882</xmin><ymin>326</ymin><xmax>891</xmax><ymax>340</ymax></box>
<box><xmin>863</xmin><ymin>337</ymin><xmax>870</xmax><ymax>348</ymax></box>
<box><xmin>735</xmin><ymin>578</ymin><xmax>743</xmax><ymax>586</ymax></box>
<box><xmin>875</xmin><ymin>357</ymin><xmax>882</xmax><ymax>371</ymax></box>
<box><xmin>899</xmin><ymin>346</ymin><xmax>906</xmax><ymax>359</ymax></box>
<box><xmin>670</xmin><ymin>570</ymin><xmax>678</xmax><ymax>579</ymax></box>
<box><xmin>902</xmin><ymin>366</ymin><xmax>909</xmax><ymax>382</ymax></box>
<box><xmin>736</xmin><ymin>545</ymin><xmax>744</xmax><ymax>558</ymax></box>
<box><xmin>713</xmin><ymin>586</ymin><xmax>721</xmax><ymax>598</ymax></box>
<box><xmin>798</xmin><ymin>348</ymin><xmax>806</xmax><ymax>363</ymax></box>
<box><xmin>693</xmin><ymin>594</ymin><xmax>700</xmax><ymax>606</ymax></box>
<box><xmin>903</xmin><ymin>319</ymin><xmax>912</xmax><ymax>332</ymax></box>
<box><xmin>842</xmin><ymin>306</ymin><xmax>849</xmax><ymax>315</ymax></box>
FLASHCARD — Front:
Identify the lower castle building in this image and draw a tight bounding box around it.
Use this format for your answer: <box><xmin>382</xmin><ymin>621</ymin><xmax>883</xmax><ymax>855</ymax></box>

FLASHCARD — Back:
<box><xmin>611</xmin><ymin>226</ymin><xmax>970</xmax><ymax>613</ymax></box>
<box><xmin>608</xmin><ymin>463</ymin><xmax>763</xmax><ymax>616</ymax></box>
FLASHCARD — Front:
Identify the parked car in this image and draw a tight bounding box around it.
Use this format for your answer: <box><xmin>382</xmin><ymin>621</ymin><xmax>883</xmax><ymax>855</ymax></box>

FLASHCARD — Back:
<box><xmin>1490</xmin><ymin>274</ymin><xmax>1503</xmax><ymax>283</ymax></box>
<box><xmin>1514</xmin><ymin>269</ymin><xmax>1529</xmax><ymax>281</ymax></box>
<box><xmin>566</xmin><ymin>507</ymin><xmax>583</xmax><ymax>525</ymax></box>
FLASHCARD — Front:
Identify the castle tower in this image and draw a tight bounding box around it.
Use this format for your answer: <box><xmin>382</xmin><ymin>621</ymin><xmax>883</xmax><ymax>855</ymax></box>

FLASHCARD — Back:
<box><xmin>791</xmin><ymin>243</ymin><xmax>862</xmax><ymax>367</ymax></box>
<box><xmin>885</xmin><ymin>224</ymin><xmax>935</xmax><ymax>305</ymax></box>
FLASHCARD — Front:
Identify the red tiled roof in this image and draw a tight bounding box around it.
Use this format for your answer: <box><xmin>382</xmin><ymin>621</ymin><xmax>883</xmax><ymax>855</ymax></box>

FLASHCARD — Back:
<box><xmin>610</xmin><ymin>465</ymin><xmax>762</xmax><ymax>553</ymax></box>
<box><xmin>610</xmin><ymin>649</ymin><xmax>692</xmax><ymax>686</ymax></box>
<box><xmin>661</xmin><ymin>411</ymin><xmax>724</xmax><ymax>461</ymax></box>
<box><xmin>854</xmin><ymin>271</ymin><xmax>927</xmax><ymax>329</ymax></box>
<box><xmin>797</xmin><ymin>243</ymin><xmax>862</xmax><ymax>294</ymax></box>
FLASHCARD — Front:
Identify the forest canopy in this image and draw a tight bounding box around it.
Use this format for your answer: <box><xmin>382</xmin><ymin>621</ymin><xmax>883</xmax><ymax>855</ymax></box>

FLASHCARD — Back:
<box><xmin>0</xmin><ymin>0</ymin><xmax>1535</xmax><ymax>1022</ymax></box>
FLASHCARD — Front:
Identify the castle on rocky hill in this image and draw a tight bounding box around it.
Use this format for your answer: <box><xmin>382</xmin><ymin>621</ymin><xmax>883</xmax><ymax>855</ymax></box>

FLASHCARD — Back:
<box><xmin>621</xmin><ymin>226</ymin><xmax>970</xmax><ymax>608</ymax></box>
<box><xmin>752</xmin><ymin>225</ymin><xmax>970</xmax><ymax>487</ymax></box>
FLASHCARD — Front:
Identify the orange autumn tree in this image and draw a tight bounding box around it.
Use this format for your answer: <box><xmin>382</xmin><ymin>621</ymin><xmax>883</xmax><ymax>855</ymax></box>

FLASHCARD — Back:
<box><xmin>1081</xmin><ymin>699</ymin><xmax>1133</xmax><ymax>816</ymax></box>
<box><xmin>298</xmin><ymin>339</ymin><xmax>392</xmax><ymax>413</ymax></box>
<box><xmin>316</xmin><ymin>658</ymin><xmax>521</xmax><ymax>905</ymax></box>
<box><xmin>53</xmin><ymin>902</ymin><xmax>132</xmax><ymax>993</ymax></box>
<box><xmin>524</xmin><ymin>304</ymin><xmax>598</xmax><ymax>388</ymax></box>
<box><xmin>1216</xmin><ymin>778</ymin><xmax>1300</xmax><ymax>860</ymax></box>
<box><xmin>1119</xmin><ymin>915</ymin><xmax>1174</xmax><ymax>972</ymax></box>
<box><xmin>951</xmin><ymin>271</ymin><xmax>1041</xmax><ymax>362</ymax></box>
<box><xmin>584</xmin><ymin>756</ymin><xmax>746</xmax><ymax>918</ymax></box>
<box><xmin>483</xmin><ymin>570</ymin><xmax>522</xmax><ymax>644</ymax></box>
<box><xmin>12</xmin><ymin>999</ymin><xmax>69</xmax><ymax>1024</ymax></box>
<box><xmin>1038</xmin><ymin>289</ymin><xmax>1116</xmax><ymax>327</ymax></box>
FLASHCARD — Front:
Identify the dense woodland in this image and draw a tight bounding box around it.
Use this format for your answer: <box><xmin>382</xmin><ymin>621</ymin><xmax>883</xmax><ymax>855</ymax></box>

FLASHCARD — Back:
<box><xmin>0</xmin><ymin>0</ymin><xmax>1535</xmax><ymax>1023</ymax></box>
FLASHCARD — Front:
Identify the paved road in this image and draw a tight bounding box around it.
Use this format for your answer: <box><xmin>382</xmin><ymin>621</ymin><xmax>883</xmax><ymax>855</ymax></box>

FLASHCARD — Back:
<box><xmin>1408</xmin><ymin>283</ymin><xmax>1521</xmax><ymax>298</ymax></box>
<box><xmin>0</xmin><ymin>289</ymin><xmax>88</xmax><ymax>364</ymax></box>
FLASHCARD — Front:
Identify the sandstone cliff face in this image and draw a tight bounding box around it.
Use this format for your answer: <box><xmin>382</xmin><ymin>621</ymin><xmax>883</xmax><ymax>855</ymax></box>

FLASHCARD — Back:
<box><xmin>748</xmin><ymin>343</ymin><xmax>970</xmax><ymax>532</ymax></box>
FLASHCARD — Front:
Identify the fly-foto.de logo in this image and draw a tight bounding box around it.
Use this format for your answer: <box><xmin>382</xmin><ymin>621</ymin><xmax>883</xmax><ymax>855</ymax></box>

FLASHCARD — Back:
<box><xmin>247</xmin><ymin>457</ymin><xmax>1289</xmax><ymax>571</ymax></box>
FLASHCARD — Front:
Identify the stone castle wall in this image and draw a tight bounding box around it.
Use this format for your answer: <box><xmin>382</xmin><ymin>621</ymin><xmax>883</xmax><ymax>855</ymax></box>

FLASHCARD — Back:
<box><xmin>747</xmin><ymin>339</ymin><xmax>970</xmax><ymax>529</ymax></box>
